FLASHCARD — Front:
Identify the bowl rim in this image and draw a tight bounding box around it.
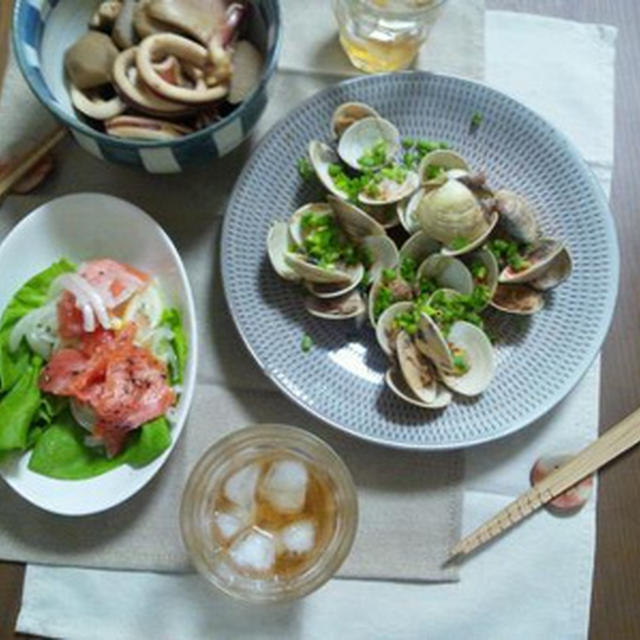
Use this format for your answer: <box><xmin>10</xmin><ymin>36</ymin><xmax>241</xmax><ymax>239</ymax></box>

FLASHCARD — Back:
<box><xmin>12</xmin><ymin>0</ymin><xmax>282</xmax><ymax>149</ymax></box>
<box><xmin>220</xmin><ymin>70</ymin><xmax>620</xmax><ymax>451</ymax></box>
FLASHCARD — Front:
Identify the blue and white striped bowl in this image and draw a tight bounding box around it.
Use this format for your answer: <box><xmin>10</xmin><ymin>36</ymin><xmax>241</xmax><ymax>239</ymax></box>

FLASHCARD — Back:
<box><xmin>12</xmin><ymin>0</ymin><xmax>281</xmax><ymax>173</ymax></box>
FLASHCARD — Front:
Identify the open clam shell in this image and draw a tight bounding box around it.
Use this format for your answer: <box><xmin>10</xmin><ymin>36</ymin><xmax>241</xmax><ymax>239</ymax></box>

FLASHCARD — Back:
<box><xmin>418</xmin><ymin>149</ymin><xmax>470</xmax><ymax>186</ymax></box>
<box><xmin>267</xmin><ymin>222</ymin><xmax>300</xmax><ymax>282</ymax></box>
<box><xmin>466</xmin><ymin>248</ymin><xmax>499</xmax><ymax>307</ymax></box>
<box><xmin>494</xmin><ymin>189</ymin><xmax>540</xmax><ymax>244</ymax></box>
<box><xmin>358</xmin><ymin>170</ymin><xmax>420</xmax><ymax>207</ymax></box>
<box><xmin>415</xmin><ymin>312</ymin><xmax>455</xmax><ymax>374</ymax></box>
<box><xmin>417</xmin><ymin>179</ymin><xmax>490</xmax><ymax>250</ymax></box>
<box><xmin>530</xmin><ymin>247</ymin><xmax>573</xmax><ymax>291</ymax></box>
<box><xmin>399</xmin><ymin>231</ymin><xmax>440</xmax><ymax>266</ymax></box>
<box><xmin>417</xmin><ymin>254</ymin><xmax>474</xmax><ymax>295</ymax></box>
<box><xmin>368</xmin><ymin>272</ymin><xmax>414</xmax><ymax>327</ymax></box>
<box><xmin>308</xmin><ymin>140</ymin><xmax>349</xmax><ymax>200</ymax></box>
<box><xmin>499</xmin><ymin>238</ymin><xmax>564</xmax><ymax>284</ymax></box>
<box><xmin>331</xmin><ymin>102</ymin><xmax>380</xmax><ymax>138</ymax></box>
<box><xmin>304</xmin><ymin>289</ymin><xmax>366</xmax><ymax>320</ymax></box>
<box><xmin>337</xmin><ymin>117</ymin><xmax>400</xmax><ymax>171</ymax></box>
<box><xmin>284</xmin><ymin>252</ymin><xmax>357</xmax><ymax>285</ymax></box>
<box><xmin>288</xmin><ymin>202</ymin><xmax>334</xmax><ymax>247</ymax></box>
<box><xmin>327</xmin><ymin>195</ymin><xmax>385</xmax><ymax>239</ymax></box>
<box><xmin>362</xmin><ymin>203</ymin><xmax>400</xmax><ymax>229</ymax></box>
<box><xmin>375</xmin><ymin>301</ymin><xmax>414</xmax><ymax>356</ymax></box>
<box><xmin>397</xmin><ymin>187</ymin><xmax>425</xmax><ymax>234</ymax></box>
<box><xmin>396</xmin><ymin>330</ymin><xmax>438</xmax><ymax>404</ymax></box>
<box><xmin>362</xmin><ymin>235</ymin><xmax>399</xmax><ymax>283</ymax></box>
<box><xmin>304</xmin><ymin>263</ymin><xmax>364</xmax><ymax>298</ymax></box>
<box><xmin>440</xmin><ymin>321</ymin><xmax>495</xmax><ymax>396</ymax></box>
<box><xmin>385</xmin><ymin>366</ymin><xmax>452</xmax><ymax>409</ymax></box>
<box><xmin>491</xmin><ymin>283</ymin><xmax>544</xmax><ymax>315</ymax></box>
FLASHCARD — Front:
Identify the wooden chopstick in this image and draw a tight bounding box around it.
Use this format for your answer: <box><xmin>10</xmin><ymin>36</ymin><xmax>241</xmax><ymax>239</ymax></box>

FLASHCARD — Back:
<box><xmin>0</xmin><ymin>127</ymin><xmax>67</xmax><ymax>200</ymax></box>
<box><xmin>449</xmin><ymin>406</ymin><xmax>640</xmax><ymax>560</ymax></box>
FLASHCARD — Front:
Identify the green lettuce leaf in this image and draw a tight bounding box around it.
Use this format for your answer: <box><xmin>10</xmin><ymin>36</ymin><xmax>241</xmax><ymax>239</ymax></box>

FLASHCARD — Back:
<box><xmin>0</xmin><ymin>358</ymin><xmax>43</xmax><ymax>451</ymax></box>
<box><xmin>0</xmin><ymin>258</ymin><xmax>76</xmax><ymax>391</ymax></box>
<box><xmin>159</xmin><ymin>308</ymin><xmax>187</xmax><ymax>384</ymax></box>
<box><xmin>28</xmin><ymin>412</ymin><xmax>172</xmax><ymax>480</ymax></box>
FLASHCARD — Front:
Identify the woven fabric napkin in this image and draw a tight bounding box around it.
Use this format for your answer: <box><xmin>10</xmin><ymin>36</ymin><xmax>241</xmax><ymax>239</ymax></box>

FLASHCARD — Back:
<box><xmin>15</xmin><ymin>11</ymin><xmax>616</xmax><ymax>640</ymax></box>
<box><xmin>0</xmin><ymin>0</ymin><xmax>485</xmax><ymax>582</ymax></box>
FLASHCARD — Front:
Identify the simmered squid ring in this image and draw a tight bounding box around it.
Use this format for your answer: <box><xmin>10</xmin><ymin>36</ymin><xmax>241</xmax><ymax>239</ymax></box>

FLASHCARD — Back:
<box><xmin>136</xmin><ymin>33</ymin><xmax>228</xmax><ymax>104</ymax></box>
<box><xmin>113</xmin><ymin>47</ymin><xmax>193</xmax><ymax>116</ymax></box>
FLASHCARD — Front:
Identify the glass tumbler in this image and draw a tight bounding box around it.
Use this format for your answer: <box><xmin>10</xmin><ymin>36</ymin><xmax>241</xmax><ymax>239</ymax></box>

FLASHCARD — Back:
<box><xmin>333</xmin><ymin>0</ymin><xmax>448</xmax><ymax>73</ymax></box>
<box><xmin>180</xmin><ymin>424</ymin><xmax>358</xmax><ymax>603</ymax></box>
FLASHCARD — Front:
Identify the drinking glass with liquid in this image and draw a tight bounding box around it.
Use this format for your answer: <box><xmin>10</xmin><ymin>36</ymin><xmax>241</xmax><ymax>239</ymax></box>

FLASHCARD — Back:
<box><xmin>180</xmin><ymin>424</ymin><xmax>358</xmax><ymax>602</ymax></box>
<box><xmin>333</xmin><ymin>0</ymin><xmax>448</xmax><ymax>73</ymax></box>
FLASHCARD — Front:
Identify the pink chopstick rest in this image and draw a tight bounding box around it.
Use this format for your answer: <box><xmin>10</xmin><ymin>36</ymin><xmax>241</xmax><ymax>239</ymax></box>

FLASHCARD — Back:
<box><xmin>530</xmin><ymin>454</ymin><xmax>594</xmax><ymax>513</ymax></box>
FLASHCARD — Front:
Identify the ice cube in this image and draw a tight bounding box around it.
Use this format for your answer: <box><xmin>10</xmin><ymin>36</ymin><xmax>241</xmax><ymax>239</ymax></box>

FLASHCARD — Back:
<box><xmin>213</xmin><ymin>510</ymin><xmax>245</xmax><ymax>542</ymax></box>
<box><xmin>260</xmin><ymin>459</ymin><xmax>308</xmax><ymax>514</ymax></box>
<box><xmin>223</xmin><ymin>463</ymin><xmax>261</xmax><ymax>511</ymax></box>
<box><xmin>229</xmin><ymin>527</ymin><xmax>276</xmax><ymax>574</ymax></box>
<box><xmin>279</xmin><ymin>519</ymin><xmax>316</xmax><ymax>555</ymax></box>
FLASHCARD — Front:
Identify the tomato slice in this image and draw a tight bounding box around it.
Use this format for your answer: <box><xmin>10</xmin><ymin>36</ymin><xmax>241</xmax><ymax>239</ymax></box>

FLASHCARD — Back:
<box><xmin>57</xmin><ymin>291</ymin><xmax>85</xmax><ymax>340</ymax></box>
<box><xmin>40</xmin><ymin>323</ymin><xmax>174</xmax><ymax>456</ymax></box>
<box><xmin>79</xmin><ymin>259</ymin><xmax>149</xmax><ymax>303</ymax></box>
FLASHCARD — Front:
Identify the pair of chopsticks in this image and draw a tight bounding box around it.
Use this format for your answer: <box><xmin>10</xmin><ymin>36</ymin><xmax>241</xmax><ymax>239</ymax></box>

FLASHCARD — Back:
<box><xmin>0</xmin><ymin>127</ymin><xmax>66</xmax><ymax>200</ymax></box>
<box><xmin>449</xmin><ymin>406</ymin><xmax>640</xmax><ymax>560</ymax></box>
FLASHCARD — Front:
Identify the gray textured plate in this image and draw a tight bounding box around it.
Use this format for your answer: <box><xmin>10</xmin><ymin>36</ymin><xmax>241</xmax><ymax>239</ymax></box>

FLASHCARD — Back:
<box><xmin>221</xmin><ymin>72</ymin><xmax>619</xmax><ymax>450</ymax></box>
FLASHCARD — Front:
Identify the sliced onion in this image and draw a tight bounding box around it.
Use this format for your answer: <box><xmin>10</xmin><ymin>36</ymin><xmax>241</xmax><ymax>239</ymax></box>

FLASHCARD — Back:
<box><xmin>77</xmin><ymin>262</ymin><xmax>146</xmax><ymax>309</ymax></box>
<box><xmin>84</xmin><ymin>435</ymin><xmax>104</xmax><ymax>448</ymax></box>
<box><xmin>82</xmin><ymin>303</ymin><xmax>96</xmax><ymax>333</ymax></box>
<box><xmin>71</xmin><ymin>399</ymin><xmax>97</xmax><ymax>432</ymax></box>
<box><xmin>51</xmin><ymin>274</ymin><xmax>111</xmax><ymax>330</ymax></box>
<box><xmin>9</xmin><ymin>301</ymin><xmax>59</xmax><ymax>358</ymax></box>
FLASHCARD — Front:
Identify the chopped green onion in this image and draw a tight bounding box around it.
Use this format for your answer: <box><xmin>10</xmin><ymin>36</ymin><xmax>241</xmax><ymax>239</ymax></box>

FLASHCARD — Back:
<box><xmin>425</xmin><ymin>164</ymin><xmax>445</xmax><ymax>180</ymax></box>
<box><xmin>450</xmin><ymin>236</ymin><xmax>468</xmax><ymax>250</ymax></box>
<box><xmin>401</xmin><ymin>137</ymin><xmax>415</xmax><ymax>149</ymax></box>
<box><xmin>373</xmin><ymin>287</ymin><xmax>393</xmax><ymax>320</ymax></box>
<box><xmin>382</xmin><ymin>268</ymin><xmax>397</xmax><ymax>283</ymax></box>
<box><xmin>400</xmin><ymin>256</ymin><xmax>418</xmax><ymax>283</ymax></box>
<box><xmin>297</xmin><ymin>157</ymin><xmax>314</xmax><ymax>180</ymax></box>
<box><xmin>301</xmin><ymin>334</ymin><xmax>313</xmax><ymax>353</ymax></box>
<box><xmin>470</xmin><ymin>112</ymin><xmax>484</xmax><ymax>129</ymax></box>
<box><xmin>358</xmin><ymin>139</ymin><xmax>388</xmax><ymax>168</ymax></box>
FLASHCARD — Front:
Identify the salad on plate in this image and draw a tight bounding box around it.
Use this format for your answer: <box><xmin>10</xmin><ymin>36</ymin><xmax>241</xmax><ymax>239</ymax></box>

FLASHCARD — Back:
<box><xmin>0</xmin><ymin>257</ymin><xmax>186</xmax><ymax>480</ymax></box>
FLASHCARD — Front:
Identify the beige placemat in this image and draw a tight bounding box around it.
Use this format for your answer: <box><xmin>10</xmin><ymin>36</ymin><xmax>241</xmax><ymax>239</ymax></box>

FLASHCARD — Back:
<box><xmin>0</xmin><ymin>0</ymin><xmax>485</xmax><ymax>581</ymax></box>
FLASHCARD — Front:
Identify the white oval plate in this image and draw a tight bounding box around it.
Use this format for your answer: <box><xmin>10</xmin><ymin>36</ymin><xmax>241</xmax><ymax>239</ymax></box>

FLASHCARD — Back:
<box><xmin>0</xmin><ymin>193</ymin><xmax>197</xmax><ymax>515</ymax></box>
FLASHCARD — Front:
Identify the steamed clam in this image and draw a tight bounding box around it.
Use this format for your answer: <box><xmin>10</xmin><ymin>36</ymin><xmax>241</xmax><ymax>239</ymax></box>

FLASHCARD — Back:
<box><xmin>438</xmin><ymin>321</ymin><xmax>495</xmax><ymax>396</ymax></box>
<box><xmin>397</xmin><ymin>187</ymin><xmax>425</xmax><ymax>234</ymax></box>
<box><xmin>331</xmin><ymin>102</ymin><xmax>380</xmax><ymax>139</ymax></box>
<box><xmin>418</xmin><ymin>149</ymin><xmax>470</xmax><ymax>187</ymax></box>
<box><xmin>465</xmin><ymin>248</ymin><xmax>499</xmax><ymax>309</ymax></box>
<box><xmin>494</xmin><ymin>189</ymin><xmax>540</xmax><ymax>244</ymax></box>
<box><xmin>385</xmin><ymin>366</ymin><xmax>453</xmax><ymax>409</ymax></box>
<box><xmin>338</xmin><ymin>117</ymin><xmax>401</xmax><ymax>171</ymax></box>
<box><xmin>498</xmin><ymin>238</ymin><xmax>565</xmax><ymax>284</ymax></box>
<box><xmin>398</xmin><ymin>231</ymin><xmax>440</xmax><ymax>266</ymax></box>
<box><xmin>416</xmin><ymin>254</ymin><xmax>474</xmax><ymax>295</ymax></box>
<box><xmin>530</xmin><ymin>247</ymin><xmax>573</xmax><ymax>291</ymax></box>
<box><xmin>368</xmin><ymin>269</ymin><xmax>414</xmax><ymax>327</ymax></box>
<box><xmin>358</xmin><ymin>169</ymin><xmax>419</xmax><ymax>207</ymax></box>
<box><xmin>375</xmin><ymin>301</ymin><xmax>415</xmax><ymax>356</ymax></box>
<box><xmin>491</xmin><ymin>283</ymin><xmax>544</xmax><ymax>315</ymax></box>
<box><xmin>304</xmin><ymin>289</ymin><xmax>366</xmax><ymax>320</ymax></box>
<box><xmin>417</xmin><ymin>179</ymin><xmax>498</xmax><ymax>256</ymax></box>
